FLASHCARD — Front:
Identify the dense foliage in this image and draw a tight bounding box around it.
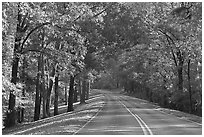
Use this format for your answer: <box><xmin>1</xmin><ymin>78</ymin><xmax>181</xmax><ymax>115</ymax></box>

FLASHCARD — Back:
<box><xmin>2</xmin><ymin>2</ymin><xmax>202</xmax><ymax>127</ymax></box>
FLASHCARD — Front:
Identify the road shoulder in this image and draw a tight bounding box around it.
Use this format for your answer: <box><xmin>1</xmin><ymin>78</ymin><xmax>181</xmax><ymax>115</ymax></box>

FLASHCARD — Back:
<box><xmin>119</xmin><ymin>90</ymin><xmax>202</xmax><ymax>125</ymax></box>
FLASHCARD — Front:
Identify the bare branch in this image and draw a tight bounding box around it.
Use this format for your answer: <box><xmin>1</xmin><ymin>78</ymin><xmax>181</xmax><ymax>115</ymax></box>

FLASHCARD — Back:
<box><xmin>158</xmin><ymin>29</ymin><xmax>178</xmax><ymax>66</ymax></box>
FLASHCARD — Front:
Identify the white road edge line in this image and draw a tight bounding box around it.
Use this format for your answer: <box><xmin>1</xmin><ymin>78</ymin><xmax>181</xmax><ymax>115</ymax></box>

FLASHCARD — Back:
<box><xmin>118</xmin><ymin>100</ymin><xmax>153</xmax><ymax>135</ymax></box>
<box><xmin>73</xmin><ymin>101</ymin><xmax>105</xmax><ymax>135</ymax></box>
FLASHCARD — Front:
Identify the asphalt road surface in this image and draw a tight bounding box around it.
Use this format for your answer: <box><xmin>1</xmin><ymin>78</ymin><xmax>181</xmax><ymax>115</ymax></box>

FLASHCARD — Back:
<box><xmin>74</xmin><ymin>90</ymin><xmax>202</xmax><ymax>135</ymax></box>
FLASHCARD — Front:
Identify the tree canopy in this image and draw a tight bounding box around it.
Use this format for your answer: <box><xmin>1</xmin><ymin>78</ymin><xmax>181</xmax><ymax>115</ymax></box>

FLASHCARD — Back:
<box><xmin>2</xmin><ymin>2</ymin><xmax>202</xmax><ymax>127</ymax></box>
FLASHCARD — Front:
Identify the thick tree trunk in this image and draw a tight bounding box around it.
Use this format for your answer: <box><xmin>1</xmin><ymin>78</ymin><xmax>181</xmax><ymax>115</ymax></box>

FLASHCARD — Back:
<box><xmin>67</xmin><ymin>75</ymin><xmax>75</xmax><ymax>112</ymax></box>
<box><xmin>34</xmin><ymin>56</ymin><xmax>41</xmax><ymax>121</ymax></box>
<box><xmin>54</xmin><ymin>73</ymin><xmax>59</xmax><ymax>116</ymax></box>
<box><xmin>177</xmin><ymin>50</ymin><xmax>184</xmax><ymax>93</ymax></box>
<box><xmin>40</xmin><ymin>54</ymin><xmax>48</xmax><ymax>118</ymax></box>
<box><xmin>187</xmin><ymin>59</ymin><xmax>193</xmax><ymax>113</ymax></box>
<box><xmin>73</xmin><ymin>85</ymin><xmax>78</xmax><ymax>103</ymax></box>
<box><xmin>20</xmin><ymin>56</ymin><xmax>27</xmax><ymax>123</ymax></box>
<box><xmin>21</xmin><ymin>105</ymin><xmax>24</xmax><ymax>123</ymax></box>
<box><xmin>7</xmin><ymin>33</ymin><xmax>21</xmax><ymax>127</ymax></box>
<box><xmin>42</xmin><ymin>89</ymin><xmax>47</xmax><ymax>118</ymax></box>
<box><xmin>178</xmin><ymin>67</ymin><xmax>183</xmax><ymax>92</ymax></box>
<box><xmin>6</xmin><ymin>92</ymin><xmax>16</xmax><ymax>127</ymax></box>
<box><xmin>46</xmin><ymin>79</ymin><xmax>52</xmax><ymax>116</ymax></box>
<box><xmin>8</xmin><ymin>93</ymin><xmax>16</xmax><ymax>110</ymax></box>
<box><xmin>11</xmin><ymin>56</ymin><xmax>20</xmax><ymax>84</ymax></box>
<box><xmin>86</xmin><ymin>80</ymin><xmax>90</xmax><ymax>100</ymax></box>
<box><xmin>11</xmin><ymin>6</ymin><xmax>22</xmax><ymax>85</ymax></box>
<box><xmin>81</xmin><ymin>78</ymin><xmax>86</xmax><ymax>104</ymax></box>
<box><xmin>78</xmin><ymin>79</ymin><xmax>82</xmax><ymax>104</ymax></box>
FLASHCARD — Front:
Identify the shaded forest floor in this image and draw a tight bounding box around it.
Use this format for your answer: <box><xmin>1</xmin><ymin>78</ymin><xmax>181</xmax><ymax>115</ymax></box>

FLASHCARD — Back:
<box><xmin>2</xmin><ymin>90</ymin><xmax>105</xmax><ymax>135</ymax></box>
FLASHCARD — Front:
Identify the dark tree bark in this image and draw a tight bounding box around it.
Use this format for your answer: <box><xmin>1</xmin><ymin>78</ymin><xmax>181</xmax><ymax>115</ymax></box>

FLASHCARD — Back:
<box><xmin>11</xmin><ymin>4</ymin><xmax>25</xmax><ymax>84</ymax></box>
<box><xmin>64</xmin><ymin>83</ymin><xmax>68</xmax><ymax>105</ymax></box>
<box><xmin>80</xmin><ymin>78</ymin><xmax>86</xmax><ymax>104</ymax></box>
<box><xmin>7</xmin><ymin>8</ymin><xmax>23</xmax><ymax>126</ymax></box>
<box><xmin>177</xmin><ymin>50</ymin><xmax>184</xmax><ymax>92</ymax></box>
<box><xmin>5</xmin><ymin>91</ymin><xmax>17</xmax><ymax>127</ymax></box>
<box><xmin>86</xmin><ymin>80</ymin><xmax>90</xmax><ymax>100</ymax></box>
<box><xmin>20</xmin><ymin>56</ymin><xmax>26</xmax><ymax>123</ymax></box>
<box><xmin>78</xmin><ymin>79</ymin><xmax>82</xmax><ymax>104</ymax></box>
<box><xmin>41</xmin><ymin>54</ymin><xmax>48</xmax><ymax>118</ymax></box>
<box><xmin>34</xmin><ymin>56</ymin><xmax>42</xmax><ymax>121</ymax></box>
<box><xmin>73</xmin><ymin>85</ymin><xmax>78</xmax><ymax>103</ymax></box>
<box><xmin>187</xmin><ymin>59</ymin><xmax>193</xmax><ymax>113</ymax></box>
<box><xmin>54</xmin><ymin>73</ymin><xmax>59</xmax><ymax>116</ymax></box>
<box><xmin>67</xmin><ymin>75</ymin><xmax>75</xmax><ymax>112</ymax></box>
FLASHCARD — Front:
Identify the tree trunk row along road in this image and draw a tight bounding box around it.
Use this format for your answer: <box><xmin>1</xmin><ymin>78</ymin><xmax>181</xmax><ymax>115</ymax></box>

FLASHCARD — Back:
<box><xmin>74</xmin><ymin>90</ymin><xmax>202</xmax><ymax>135</ymax></box>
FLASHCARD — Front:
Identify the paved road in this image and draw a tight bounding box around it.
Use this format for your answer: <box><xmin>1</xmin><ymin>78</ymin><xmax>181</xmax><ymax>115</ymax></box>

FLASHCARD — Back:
<box><xmin>75</xmin><ymin>90</ymin><xmax>202</xmax><ymax>135</ymax></box>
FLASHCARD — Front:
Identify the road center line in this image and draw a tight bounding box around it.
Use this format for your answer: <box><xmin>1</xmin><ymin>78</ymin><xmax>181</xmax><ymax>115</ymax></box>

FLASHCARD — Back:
<box><xmin>134</xmin><ymin>113</ymin><xmax>153</xmax><ymax>135</ymax></box>
<box><xmin>118</xmin><ymin>99</ymin><xmax>153</xmax><ymax>135</ymax></box>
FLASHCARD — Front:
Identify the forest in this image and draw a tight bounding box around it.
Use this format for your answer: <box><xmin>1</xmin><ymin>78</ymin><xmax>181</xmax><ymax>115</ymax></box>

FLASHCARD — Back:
<box><xmin>2</xmin><ymin>2</ymin><xmax>202</xmax><ymax>128</ymax></box>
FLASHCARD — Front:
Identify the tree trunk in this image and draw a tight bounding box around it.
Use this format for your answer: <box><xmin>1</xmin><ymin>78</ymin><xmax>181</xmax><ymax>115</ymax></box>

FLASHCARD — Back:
<box><xmin>178</xmin><ymin>67</ymin><xmax>183</xmax><ymax>92</ymax></box>
<box><xmin>73</xmin><ymin>85</ymin><xmax>78</xmax><ymax>103</ymax></box>
<box><xmin>46</xmin><ymin>67</ymin><xmax>55</xmax><ymax>116</ymax></box>
<box><xmin>7</xmin><ymin>29</ymin><xmax>21</xmax><ymax>127</ymax></box>
<box><xmin>187</xmin><ymin>59</ymin><xmax>193</xmax><ymax>113</ymax></box>
<box><xmin>20</xmin><ymin>56</ymin><xmax>26</xmax><ymax>123</ymax></box>
<box><xmin>78</xmin><ymin>79</ymin><xmax>82</xmax><ymax>104</ymax></box>
<box><xmin>86</xmin><ymin>80</ymin><xmax>90</xmax><ymax>100</ymax></box>
<box><xmin>11</xmin><ymin>55</ymin><xmax>20</xmax><ymax>84</ymax></box>
<box><xmin>177</xmin><ymin>50</ymin><xmax>184</xmax><ymax>92</ymax></box>
<box><xmin>11</xmin><ymin>5</ymin><xmax>22</xmax><ymax>85</ymax></box>
<box><xmin>34</xmin><ymin>56</ymin><xmax>41</xmax><ymax>121</ymax></box>
<box><xmin>21</xmin><ymin>104</ymin><xmax>24</xmax><ymax>123</ymax></box>
<box><xmin>67</xmin><ymin>75</ymin><xmax>75</xmax><ymax>112</ymax></box>
<box><xmin>81</xmin><ymin>78</ymin><xmax>86</xmax><ymax>104</ymax></box>
<box><xmin>6</xmin><ymin>91</ymin><xmax>16</xmax><ymax>127</ymax></box>
<box><xmin>54</xmin><ymin>73</ymin><xmax>59</xmax><ymax>116</ymax></box>
<box><xmin>64</xmin><ymin>82</ymin><xmax>68</xmax><ymax>105</ymax></box>
<box><xmin>42</xmin><ymin>86</ymin><xmax>47</xmax><ymax>118</ymax></box>
<box><xmin>40</xmin><ymin>54</ymin><xmax>48</xmax><ymax>118</ymax></box>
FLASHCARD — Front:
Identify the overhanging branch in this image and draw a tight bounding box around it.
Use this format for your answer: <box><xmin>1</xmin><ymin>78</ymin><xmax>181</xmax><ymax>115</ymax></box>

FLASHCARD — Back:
<box><xmin>158</xmin><ymin>29</ymin><xmax>178</xmax><ymax>66</ymax></box>
<box><xmin>20</xmin><ymin>22</ymin><xmax>51</xmax><ymax>52</ymax></box>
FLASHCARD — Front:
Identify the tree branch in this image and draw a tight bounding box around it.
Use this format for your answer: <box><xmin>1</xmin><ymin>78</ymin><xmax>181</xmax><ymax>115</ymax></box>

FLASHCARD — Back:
<box><xmin>92</xmin><ymin>7</ymin><xmax>108</xmax><ymax>18</ymax></box>
<box><xmin>73</xmin><ymin>3</ymin><xmax>113</xmax><ymax>22</ymax></box>
<box><xmin>20</xmin><ymin>22</ymin><xmax>51</xmax><ymax>52</ymax></box>
<box><xmin>167</xmin><ymin>38</ymin><xmax>178</xmax><ymax>66</ymax></box>
<box><xmin>55</xmin><ymin>24</ymin><xmax>80</xmax><ymax>33</ymax></box>
<box><xmin>21</xmin><ymin>12</ymin><xmax>29</xmax><ymax>29</ymax></box>
<box><xmin>158</xmin><ymin>29</ymin><xmax>178</xmax><ymax>66</ymax></box>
